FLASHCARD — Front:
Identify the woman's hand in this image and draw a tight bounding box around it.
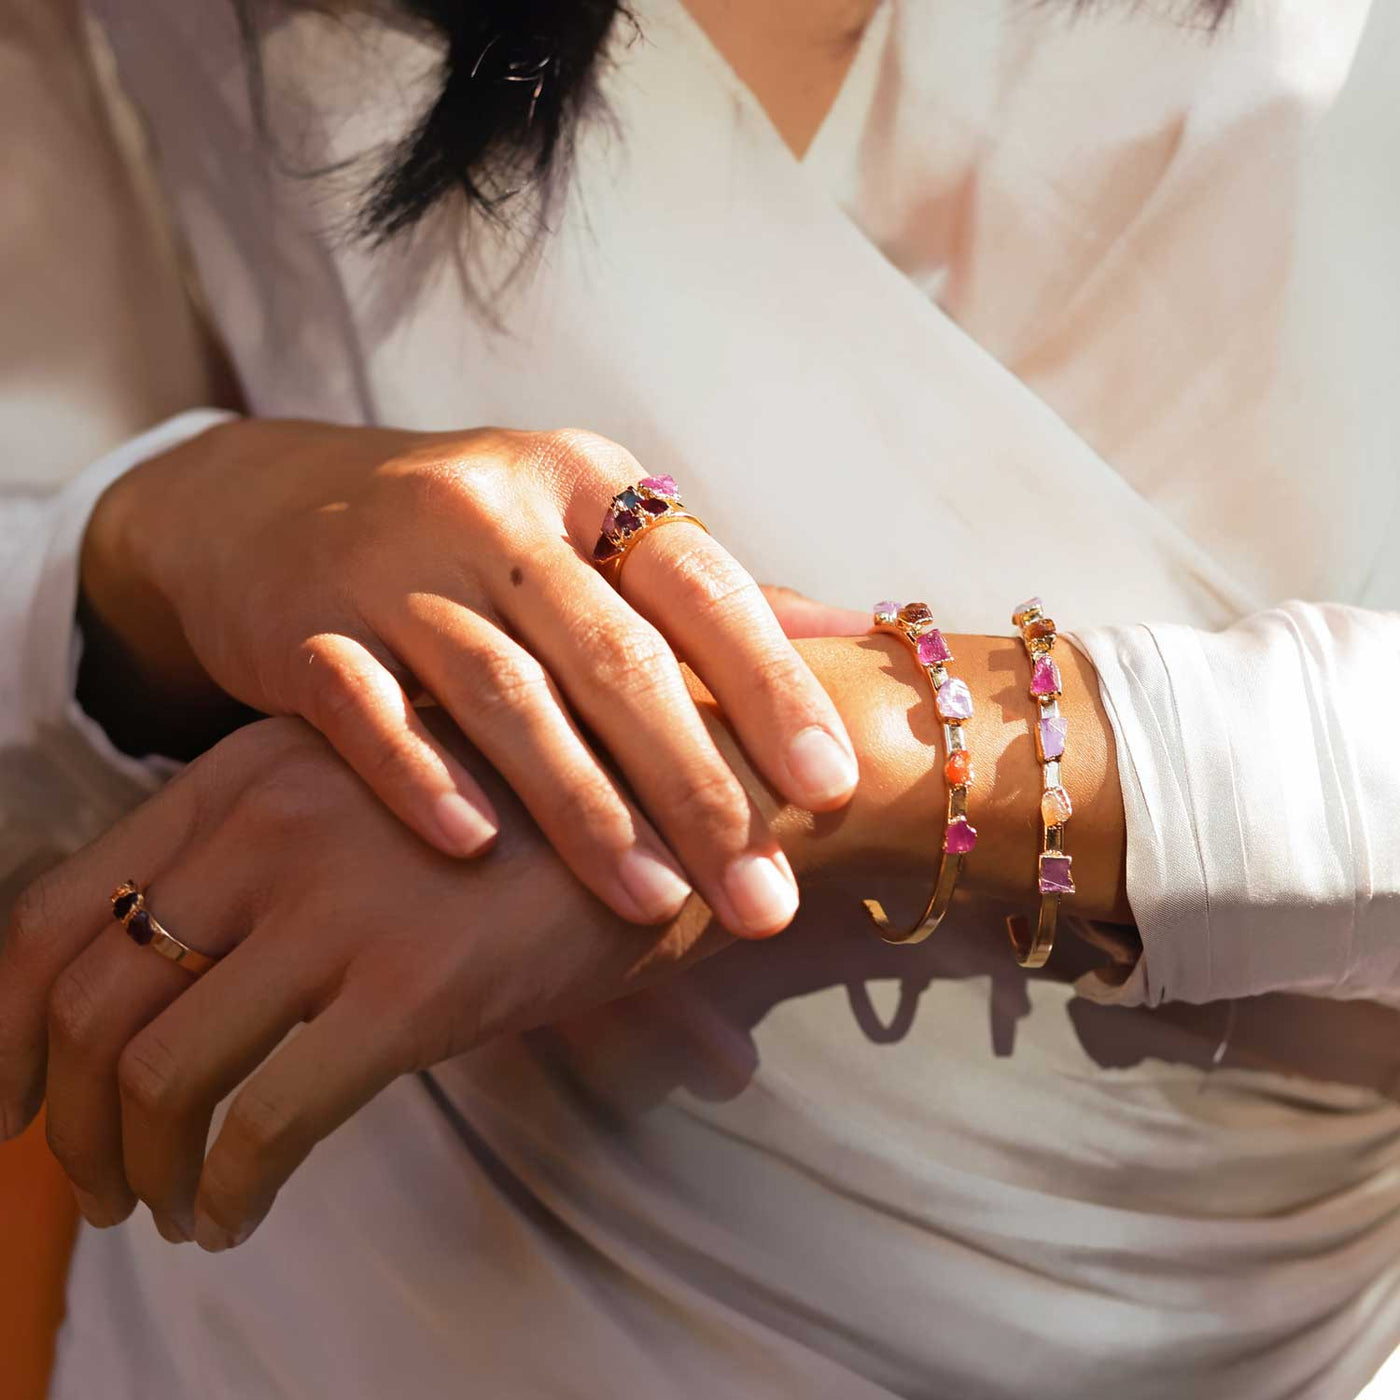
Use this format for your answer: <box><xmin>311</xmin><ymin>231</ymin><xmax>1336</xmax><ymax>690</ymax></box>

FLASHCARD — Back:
<box><xmin>81</xmin><ymin>419</ymin><xmax>858</xmax><ymax>937</ymax></box>
<box><xmin>0</xmin><ymin>715</ymin><xmax>732</xmax><ymax>1250</ymax></box>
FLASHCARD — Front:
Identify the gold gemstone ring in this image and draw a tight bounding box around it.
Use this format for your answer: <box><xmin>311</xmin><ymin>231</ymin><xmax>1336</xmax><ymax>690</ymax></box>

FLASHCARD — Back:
<box><xmin>109</xmin><ymin>881</ymin><xmax>220</xmax><ymax>978</ymax></box>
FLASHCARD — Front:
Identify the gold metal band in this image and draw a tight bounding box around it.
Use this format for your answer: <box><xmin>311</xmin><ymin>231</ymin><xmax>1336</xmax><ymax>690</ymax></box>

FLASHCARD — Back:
<box><xmin>861</xmin><ymin>602</ymin><xmax>977</xmax><ymax>946</ymax></box>
<box><xmin>1005</xmin><ymin>596</ymin><xmax>1075</xmax><ymax>970</ymax></box>
<box><xmin>598</xmin><ymin>508</ymin><xmax>711</xmax><ymax>588</ymax></box>
<box><xmin>109</xmin><ymin>880</ymin><xmax>220</xmax><ymax>978</ymax></box>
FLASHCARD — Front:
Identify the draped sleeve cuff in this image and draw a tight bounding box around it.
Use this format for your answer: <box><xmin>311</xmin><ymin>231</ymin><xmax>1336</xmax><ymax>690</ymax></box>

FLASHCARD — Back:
<box><xmin>4</xmin><ymin>410</ymin><xmax>236</xmax><ymax>859</ymax></box>
<box><xmin>1067</xmin><ymin>604</ymin><xmax>1400</xmax><ymax>1007</ymax></box>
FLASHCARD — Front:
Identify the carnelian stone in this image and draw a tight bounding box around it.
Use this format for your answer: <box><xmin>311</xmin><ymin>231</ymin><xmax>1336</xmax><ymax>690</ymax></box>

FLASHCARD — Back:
<box><xmin>945</xmin><ymin>751</ymin><xmax>974</xmax><ymax>787</ymax></box>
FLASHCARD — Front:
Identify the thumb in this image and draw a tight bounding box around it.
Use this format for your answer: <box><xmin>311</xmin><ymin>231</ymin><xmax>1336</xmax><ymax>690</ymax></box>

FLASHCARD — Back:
<box><xmin>760</xmin><ymin>585</ymin><xmax>869</xmax><ymax>639</ymax></box>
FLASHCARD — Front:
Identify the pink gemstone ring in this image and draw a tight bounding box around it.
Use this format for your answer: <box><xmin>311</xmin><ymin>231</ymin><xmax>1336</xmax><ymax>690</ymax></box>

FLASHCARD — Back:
<box><xmin>591</xmin><ymin>475</ymin><xmax>710</xmax><ymax>584</ymax></box>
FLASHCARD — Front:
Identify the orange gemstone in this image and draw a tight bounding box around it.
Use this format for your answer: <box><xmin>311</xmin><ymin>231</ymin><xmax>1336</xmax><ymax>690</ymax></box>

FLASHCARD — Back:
<box><xmin>1041</xmin><ymin>786</ymin><xmax>1073</xmax><ymax>825</ymax></box>
<box><xmin>1024</xmin><ymin>617</ymin><xmax>1056</xmax><ymax>643</ymax></box>
<box><xmin>945</xmin><ymin>750</ymin><xmax>974</xmax><ymax>787</ymax></box>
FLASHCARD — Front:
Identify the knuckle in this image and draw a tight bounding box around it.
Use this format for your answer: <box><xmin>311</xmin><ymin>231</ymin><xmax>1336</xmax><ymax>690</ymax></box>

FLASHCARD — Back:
<box><xmin>577</xmin><ymin>620</ymin><xmax>673</xmax><ymax>697</ymax></box>
<box><xmin>669</xmin><ymin>547</ymin><xmax>758</xmax><ymax>620</ymax></box>
<box><xmin>537</xmin><ymin>427</ymin><xmax>637</xmax><ymax>481</ymax></box>
<box><xmin>464</xmin><ymin>646</ymin><xmax>551</xmax><ymax>719</ymax></box>
<box><xmin>665</xmin><ymin>764</ymin><xmax>747</xmax><ymax>833</ymax></box>
<box><xmin>223</xmin><ymin>1083</ymin><xmax>301</xmax><ymax>1166</ymax></box>
<box><xmin>5</xmin><ymin>876</ymin><xmax>53</xmax><ymax>968</ymax></box>
<box><xmin>117</xmin><ymin>1033</ymin><xmax>186</xmax><ymax>1119</ymax></box>
<box><xmin>46</xmin><ymin>963</ymin><xmax>105</xmax><ymax>1054</ymax></box>
<box><xmin>744</xmin><ymin>645</ymin><xmax>808</xmax><ymax>702</ymax></box>
<box><xmin>44</xmin><ymin>1117</ymin><xmax>101</xmax><ymax>1188</ymax></box>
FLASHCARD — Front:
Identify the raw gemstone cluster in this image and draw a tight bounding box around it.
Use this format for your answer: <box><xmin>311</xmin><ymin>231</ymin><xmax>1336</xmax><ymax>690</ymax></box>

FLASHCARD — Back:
<box><xmin>593</xmin><ymin>477</ymin><xmax>684</xmax><ymax>562</ymax></box>
<box><xmin>112</xmin><ymin>885</ymin><xmax>140</xmax><ymax>922</ymax></box>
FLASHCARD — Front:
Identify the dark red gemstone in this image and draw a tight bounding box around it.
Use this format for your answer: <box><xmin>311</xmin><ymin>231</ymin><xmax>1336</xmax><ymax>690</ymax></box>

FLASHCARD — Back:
<box><xmin>126</xmin><ymin>909</ymin><xmax>154</xmax><ymax>946</ymax></box>
<box><xmin>112</xmin><ymin>889</ymin><xmax>139</xmax><ymax>922</ymax></box>
<box><xmin>641</xmin><ymin>498</ymin><xmax>669</xmax><ymax>516</ymax></box>
<box><xmin>614</xmin><ymin>510</ymin><xmax>642</xmax><ymax>533</ymax></box>
<box><xmin>593</xmin><ymin>535</ymin><xmax>618</xmax><ymax>562</ymax></box>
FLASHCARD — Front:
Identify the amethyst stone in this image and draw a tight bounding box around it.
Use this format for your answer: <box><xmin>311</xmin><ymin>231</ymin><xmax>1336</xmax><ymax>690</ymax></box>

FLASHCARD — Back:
<box><xmin>112</xmin><ymin>889</ymin><xmax>140</xmax><ymax>922</ymax></box>
<box><xmin>943</xmin><ymin>818</ymin><xmax>978</xmax><ymax>855</ymax></box>
<box><xmin>916</xmin><ymin>630</ymin><xmax>952</xmax><ymax>666</ymax></box>
<box><xmin>873</xmin><ymin>600</ymin><xmax>899</xmax><ymax>619</ymax></box>
<box><xmin>126</xmin><ymin>909</ymin><xmax>155</xmax><ymax>946</ymax></box>
<box><xmin>1037</xmin><ymin>716</ymin><xmax>1067</xmax><ymax>761</ymax></box>
<box><xmin>641</xmin><ymin>497</ymin><xmax>670</xmax><ymax>516</ymax></box>
<box><xmin>935</xmin><ymin>677</ymin><xmax>974</xmax><ymax>721</ymax></box>
<box><xmin>613</xmin><ymin>510</ymin><xmax>642</xmax><ymax>534</ymax></box>
<box><xmin>1038</xmin><ymin>854</ymin><xmax>1075</xmax><ymax>895</ymax></box>
<box><xmin>593</xmin><ymin>535</ymin><xmax>619</xmax><ymax>562</ymax></box>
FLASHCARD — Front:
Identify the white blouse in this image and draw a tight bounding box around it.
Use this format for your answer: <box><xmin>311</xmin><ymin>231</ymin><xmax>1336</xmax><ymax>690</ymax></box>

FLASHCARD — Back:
<box><xmin>6</xmin><ymin>0</ymin><xmax>1400</xmax><ymax>1395</ymax></box>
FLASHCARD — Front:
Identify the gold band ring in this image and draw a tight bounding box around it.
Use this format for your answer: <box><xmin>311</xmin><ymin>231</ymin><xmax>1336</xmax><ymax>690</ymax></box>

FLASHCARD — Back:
<box><xmin>109</xmin><ymin>881</ymin><xmax>220</xmax><ymax>978</ymax></box>
<box><xmin>591</xmin><ymin>475</ymin><xmax>710</xmax><ymax>587</ymax></box>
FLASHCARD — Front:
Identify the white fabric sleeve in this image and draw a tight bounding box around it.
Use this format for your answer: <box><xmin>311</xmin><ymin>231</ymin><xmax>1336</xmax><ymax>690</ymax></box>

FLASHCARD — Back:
<box><xmin>0</xmin><ymin>411</ymin><xmax>234</xmax><ymax>897</ymax></box>
<box><xmin>1069</xmin><ymin>602</ymin><xmax>1400</xmax><ymax>1007</ymax></box>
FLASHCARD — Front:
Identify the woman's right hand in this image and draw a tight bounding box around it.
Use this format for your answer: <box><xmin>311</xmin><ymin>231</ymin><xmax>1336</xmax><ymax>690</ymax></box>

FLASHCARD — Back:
<box><xmin>80</xmin><ymin>419</ymin><xmax>858</xmax><ymax>937</ymax></box>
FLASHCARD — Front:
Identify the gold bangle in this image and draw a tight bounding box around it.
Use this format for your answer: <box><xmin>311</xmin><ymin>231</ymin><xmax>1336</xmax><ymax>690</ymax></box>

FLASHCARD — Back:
<box><xmin>1005</xmin><ymin>597</ymin><xmax>1074</xmax><ymax>969</ymax></box>
<box><xmin>861</xmin><ymin>601</ymin><xmax>977</xmax><ymax>945</ymax></box>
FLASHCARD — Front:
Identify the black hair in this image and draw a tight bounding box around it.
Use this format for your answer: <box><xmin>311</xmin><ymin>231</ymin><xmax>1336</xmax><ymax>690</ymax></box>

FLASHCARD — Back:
<box><xmin>239</xmin><ymin>0</ymin><xmax>1234</xmax><ymax>243</ymax></box>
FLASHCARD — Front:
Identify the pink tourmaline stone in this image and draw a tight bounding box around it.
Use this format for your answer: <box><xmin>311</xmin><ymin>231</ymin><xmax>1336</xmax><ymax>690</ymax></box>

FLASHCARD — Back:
<box><xmin>1037</xmin><ymin>715</ymin><xmax>1067</xmax><ymax>761</ymax></box>
<box><xmin>1031</xmin><ymin>657</ymin><xmax>1062</xmax><ymax>696</ymax></box>
<box><xmin>944</xmin><ymin>818</ymin><xmax>978</xmax><ymax>854</ymax></box>
<box><xmin>935</xmin><ymin>677</ymin><xmax>974</xmax><ymax>721</ymax></box>
<box><xmin>916</xmin><ymin>630</ymin><xmax>952</xmax><ymax>666</ymax></box>
<box><xmin>1039</xmin><ymin>854</ymin><xmax>1075</xmax><ymax>894</ymax></box>
<box><xmin>639</xmin><ymin>474</ymin><xmax>678</xmax><ymax>496</ymax></box>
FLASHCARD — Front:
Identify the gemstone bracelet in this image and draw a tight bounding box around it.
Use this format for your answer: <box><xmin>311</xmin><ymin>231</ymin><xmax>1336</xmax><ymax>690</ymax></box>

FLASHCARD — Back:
<box><xmin>1006</xmin><ymin>596</ymin><xmax>1074</xmax><ymax>968</ymax></box>
<box><xmin>861</xmin><ymin>601</ymin><xmax>976</xmax><ymax>945</ymax></box>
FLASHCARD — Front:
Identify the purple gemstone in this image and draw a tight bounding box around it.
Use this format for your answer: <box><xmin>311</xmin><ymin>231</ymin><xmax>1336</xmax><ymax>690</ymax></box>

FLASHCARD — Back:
<box><xmin>112</xmin><ymin>889</ymin><xmax>139</xmax><ymax>922</ymax></box>
<box><xmin>1037</xmin><ymin>715</ymin><xmax>1067</xmax><ymax>761</ymax></box>
<box><xmin>1031</xmin><ymin>657</ymin><xmax>1062</xmax><ymax>697</ymax></box>
<box><xmin>126</xmin><ymin>909</ymin><xmax>154</xmax><ymax>946</ymax></box>
<box><xmin>640</xmin><ymin>497</ymin><xmax>669</xmax><ymax>516</ymax></box>
<box><xmin>593</xmin><ymin>535</ymin><xmax>619</xmax><ymax>562</ymax></box>
<box><xmin>1015</xmin><ymin>595</ymin><xmax>1044</xmax><ymax>620</ymax></box>
<box><xmin>639</xmin><ymin>474</ymin><xmax>678</xmax><ymax>497</ymax></box>
<box><xmin>873</xmin><ymin>600</ymin><xmax>899</xmax><ymax>618</ymax></box>
<box><xmin>601</xmin><ymin>509</ymin><xmax>617</xmax><ymax>537</ymax></box>
<box><xmin>935</xmin><ymin>676</ymin><xmax>974</xmax><ymax>721</ymax></box>
<box><xmin>1038</xmin><ymin>854</ymin><xmax>1075</xmax><ymax>894</ymax></box>
<box><xmin>916</xmin><ymin>630</ymin><xmax>952</xmax><ymax>666</ymax></box>
<box><xmin>613</xmin><ymin>510</ymin><xmax>642</xmax><ymax>534</ymax></box>
<box><xmin>943</xmin><ymin>818</ymin><xmax>978</xmax><ymax>855</ymax></box>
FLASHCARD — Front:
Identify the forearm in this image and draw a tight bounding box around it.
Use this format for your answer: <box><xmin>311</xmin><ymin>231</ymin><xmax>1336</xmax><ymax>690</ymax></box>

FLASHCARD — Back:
<box><xmin>697</xmin><ymin>632</ymin><xmax>1131</xmax><ymax>926</ymax></box>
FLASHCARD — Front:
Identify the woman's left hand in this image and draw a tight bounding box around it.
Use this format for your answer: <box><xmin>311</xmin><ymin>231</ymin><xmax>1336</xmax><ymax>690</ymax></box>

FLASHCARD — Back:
<box><xmin>0</xmin><ymin>715</ymin><xmax>729</xmax><ymax>1250</ymax></box>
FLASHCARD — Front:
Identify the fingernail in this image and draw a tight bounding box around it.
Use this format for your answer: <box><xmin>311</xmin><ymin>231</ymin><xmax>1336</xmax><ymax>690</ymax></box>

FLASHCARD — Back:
<box><xmin>193</xmin><ymin>1214</ymin><xmax>243</xmax><ymax>1253</ymax></box>
<box><xmin>153</xmin><ymin>1212</ymin><xmax>192</xmax><ymax>1245</ymax></box>
<box><xmin>786</xmin><ymin>727</ymin><xmax>858</xmax><ymax>806</ymax></box>
<box><xmin>722</xmin><ymin>854</ymin><xmax>799</xmax><ymax>937</ymax></box>
<box><xmin>431</xmin><ymin>793</ymin><xmax>498</xmax><ymax>857</ymax></box>
<box><xmin>617</xmin><ymin>848</ymin><xmax>692</xmax><ymax>923</ymax></box>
